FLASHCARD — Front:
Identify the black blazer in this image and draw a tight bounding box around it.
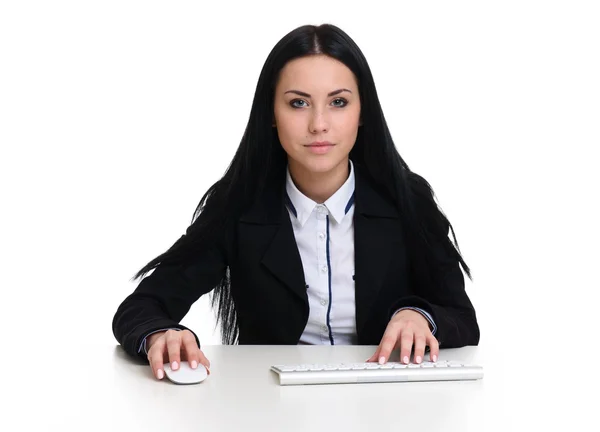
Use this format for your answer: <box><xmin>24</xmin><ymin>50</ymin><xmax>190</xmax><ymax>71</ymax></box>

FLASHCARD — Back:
<box><xmin>112</xmin><ymin>166</ymin><xmax>480</xmax><ymax>361</ymax></box>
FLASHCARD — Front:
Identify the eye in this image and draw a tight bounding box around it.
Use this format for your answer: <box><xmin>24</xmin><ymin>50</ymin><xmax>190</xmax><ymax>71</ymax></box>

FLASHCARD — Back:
<box><xmin>332</xmin><ymin>98</ymin><xmax>348</xmax><ymax>107</ymax></box>
<box><xmin>290</xmin><ymin>99</ymin><xmax>305</xmax><ymax>108</ymax></box>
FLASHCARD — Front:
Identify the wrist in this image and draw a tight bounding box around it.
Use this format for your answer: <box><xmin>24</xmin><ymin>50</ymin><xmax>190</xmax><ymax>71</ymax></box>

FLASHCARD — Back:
<box><xmin>147</xmin><ymin>331</ymin><xmax>167</xmax><ymax>350</ymax></box>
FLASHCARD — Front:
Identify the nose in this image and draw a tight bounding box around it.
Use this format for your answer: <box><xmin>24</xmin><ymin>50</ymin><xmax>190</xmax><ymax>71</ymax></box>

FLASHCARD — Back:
<box><xmin>309</xmin><ymin>110</ymin><xmax>329</xmax><ymax>133</ymax></box>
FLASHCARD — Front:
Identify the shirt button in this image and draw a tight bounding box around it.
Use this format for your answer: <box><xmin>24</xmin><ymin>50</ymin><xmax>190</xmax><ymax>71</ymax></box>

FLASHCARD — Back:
<box><xmin>320</xmin><ymin>299</ymin><xmax>327</xmax><ymax>306</ymax></box>
<box><xmin>322</xmin><ymin>325</ymin><xmax>328</xmax><ymax>332</ymax></box>
<box><xmin>318</xmin><ymin>232</ymin><xmax>325</xmax><ymax>240</ymax></box>
<box><xmin>321</xmin><ymin>265</ymin><xmax>328</xmax><ymax>273</ymax></box>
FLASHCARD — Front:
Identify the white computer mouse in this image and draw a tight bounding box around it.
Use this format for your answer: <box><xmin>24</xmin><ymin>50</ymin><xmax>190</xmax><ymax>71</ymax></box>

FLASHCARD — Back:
<box><xmin>163</xmin><ymin>361</ymin><xmax>208</xmax><ymax>385</ymax></box>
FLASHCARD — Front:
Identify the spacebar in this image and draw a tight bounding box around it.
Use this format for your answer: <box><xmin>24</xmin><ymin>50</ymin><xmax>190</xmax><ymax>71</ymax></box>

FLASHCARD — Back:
<box><xmin>357</xmin><ymin>374</ymin><xmax>408</xmax><ymax>383</ymax></box>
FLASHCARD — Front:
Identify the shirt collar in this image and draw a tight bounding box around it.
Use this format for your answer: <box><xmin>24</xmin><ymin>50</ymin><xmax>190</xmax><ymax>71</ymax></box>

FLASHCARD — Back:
<box><xmin>285</xmin><ymin>159</ymin><xmax>356</xmax><ymax>227</ymax></box>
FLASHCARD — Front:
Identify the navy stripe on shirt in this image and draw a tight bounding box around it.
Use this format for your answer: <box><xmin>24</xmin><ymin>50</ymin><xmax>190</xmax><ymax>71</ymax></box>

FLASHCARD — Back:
<box><xmin>325</xmin><ymin>214</ymin><xmax>334</xmax><ymax>345</ymax></box>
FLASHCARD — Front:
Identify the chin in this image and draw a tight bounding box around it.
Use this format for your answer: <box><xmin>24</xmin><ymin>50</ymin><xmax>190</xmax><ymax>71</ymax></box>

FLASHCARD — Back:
<box><xmin>299</xmin><ymin>156</ymin><xmax>345</xmax><ymax>174</ymax></box>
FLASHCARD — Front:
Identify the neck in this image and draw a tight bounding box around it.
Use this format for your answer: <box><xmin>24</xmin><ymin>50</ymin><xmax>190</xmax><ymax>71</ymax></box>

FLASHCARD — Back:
<box><xmin>288</xmin><ymin>158</ymin><xmax>350</xmax><ymax>204</ymax></box>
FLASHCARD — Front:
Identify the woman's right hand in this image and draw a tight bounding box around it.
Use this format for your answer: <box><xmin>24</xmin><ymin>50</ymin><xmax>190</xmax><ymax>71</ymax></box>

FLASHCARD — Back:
<box><xmin>146</xmin><ymin>329</ymin><xmax>211</xmax><ymax>380</ymax></box>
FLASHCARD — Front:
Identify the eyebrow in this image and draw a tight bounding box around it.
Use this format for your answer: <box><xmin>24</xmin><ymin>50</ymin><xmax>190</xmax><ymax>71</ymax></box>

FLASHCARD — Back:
<box><xmin>284</xmin><ymin>88</ymin><xmax>352</xmax><ymax>97</ymax></box>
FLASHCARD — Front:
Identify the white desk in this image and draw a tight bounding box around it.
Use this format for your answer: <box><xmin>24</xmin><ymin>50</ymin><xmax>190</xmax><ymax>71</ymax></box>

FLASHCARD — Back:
<box><xmin>24</xmin><ymin>344</ymin><xmax>507</xmax><ymax>431</ymax></box>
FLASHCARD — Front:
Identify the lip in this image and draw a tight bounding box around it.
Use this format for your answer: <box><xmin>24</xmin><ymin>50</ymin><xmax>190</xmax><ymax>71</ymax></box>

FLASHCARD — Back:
<box><xmin>304</xmin><ymin>142</ymin><xmax>335</xmax><ymax>155</ymax></box>
<box><xmin>307</xmin><ymin>141</ymin><xmax>333</xmax><ymax>146</ymax></box>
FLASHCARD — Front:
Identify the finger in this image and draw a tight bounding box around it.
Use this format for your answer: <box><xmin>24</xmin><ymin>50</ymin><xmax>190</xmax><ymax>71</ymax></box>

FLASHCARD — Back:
<box><xmin>427</xmin><ymin>334</ymin><xmax>440</xmax><ymax>362</ymax></box>
<box><xmin>148</xmin><ymin>337</ymin><xmax>166</xmax><ymax>380</ymax></box>
<box><xmin>399</xmin><ymin>328</ymin><xmax>414</xmax><ymax>364</ymax></box>
<box><xmin>413</xmin><ymin>332</ymin><xmax>427</xmax><ymax>364</ymax></box>
<box><xmin>377</xmin><ymin>328</ymin><xmax>400</xmax><ymax>364</ymax></box>
<box><xmin>181</xmin><ymin>331</ymin><xmax>211</xmax><ymax>371</ymax></box>
<box><xmin>365</xmin><ymin>339</ymin><xmax>386</xmax><ymax>362</ymax></box>
<box><xmin>365</xmin><ymin>348</ymin><xmax>380</xmax><ymax>363</ymax></box>
<box><xmin>180</xmin><ymin>331</ymin><xmax>201</xmax><ymax>369</ymax></box>
<box><xmin>199</xmin><ymin>350</ymin><xmax>211</xmax><ymax>370</ymax></box>
<box><xmin>203</xmin><ymin>355</ymin><xmax>211</xmax><ymax>375</ymax></box>
<box><xmin>165</xmin><ymin>330</ymin><xmax>182</xmax><ymax>371</ymax></box>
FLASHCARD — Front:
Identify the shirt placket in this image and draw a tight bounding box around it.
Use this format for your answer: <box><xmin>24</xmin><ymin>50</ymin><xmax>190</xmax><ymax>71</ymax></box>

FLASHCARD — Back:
<box><xmin>315</xmin><ymin>204</ymin><xmax>330</xmax><ymax>343</ymax></box>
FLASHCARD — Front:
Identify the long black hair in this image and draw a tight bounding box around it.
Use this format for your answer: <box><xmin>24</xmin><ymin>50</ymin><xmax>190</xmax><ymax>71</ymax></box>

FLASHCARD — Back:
<box><xmin>132</xmin><ymin>23</ymin><xmax>472</xmax><ymax>345</ymax></box>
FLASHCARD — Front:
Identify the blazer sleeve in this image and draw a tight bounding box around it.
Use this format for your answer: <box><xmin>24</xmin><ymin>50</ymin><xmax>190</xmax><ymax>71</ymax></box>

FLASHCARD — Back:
<box><xmin>388</xmin><ymin>184</ymin><xmax>480</xmax><ymax>348</ymax></box>
<box><xmin>112</xmin><ymin>224</ymin><xmax>229</xmax><ymax>363</ymax></box>
<box><xmin>388</xmin><ymin>239</ymin><xmax>480</xmax><ymax>348</ymax></box>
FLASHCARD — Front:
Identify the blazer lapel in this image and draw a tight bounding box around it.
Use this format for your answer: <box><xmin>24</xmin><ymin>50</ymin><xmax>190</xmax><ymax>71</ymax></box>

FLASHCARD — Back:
<box><xmin>260</xmin><ymin>208</ymin><xmax>308</xmax><ymax>303</ymax></box>
<box><xmin>239</xmin><ymin>174</ymin><xmax>308</xmax><ymax>304</ymax></box>
<box><xmin>353</xmin><ymin>167</ymin><xmax>403</xmax><ymax>334</ymax></box>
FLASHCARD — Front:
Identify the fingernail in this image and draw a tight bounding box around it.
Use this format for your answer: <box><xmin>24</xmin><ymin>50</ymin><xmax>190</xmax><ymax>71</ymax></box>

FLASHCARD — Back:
<box><xmin>191</xmin><ymin>360</ymin><xmax>197</xmax><ymax>369</ymax></box>
<box><xmin>403</xmin><ymin>356</ymin><xmax>409</xmax><ymax>364</ymax></box>
<box><xmin>416</xmin><ymin>356</ymin><xmax>422</xmax><ymax>363</ymax></box>
<box><xmin>378</xmin><ymin>356</ymin><xmax>385</xmax><ymax>364</ymax></box>
<box><xmin>157</xmin><ymin>369</ymin><xmax>164</xmax><ymax>379</ymax></box>
<box><xmin>432</xmin><ymin>355</ymin><xmax>437</xmax><ymax>362</ymax></box>
<box><xmin>172</xmin><ymin>361</ymin><xmax>178</xmax><ymax>370</ymax></box>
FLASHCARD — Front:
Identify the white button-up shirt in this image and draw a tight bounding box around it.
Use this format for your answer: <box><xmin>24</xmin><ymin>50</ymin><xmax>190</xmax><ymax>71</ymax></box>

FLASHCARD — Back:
<box><xmin>285</xmin><ymin>160</ymin><xmax>358</xmax><ymax>345</ymax></box>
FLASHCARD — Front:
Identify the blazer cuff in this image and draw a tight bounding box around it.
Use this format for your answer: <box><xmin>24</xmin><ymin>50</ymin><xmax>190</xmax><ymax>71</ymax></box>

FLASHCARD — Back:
<box><xmin>391</xmin><ymin>307</ymin><xmax>437</xmax><ymax>336</ymax></box>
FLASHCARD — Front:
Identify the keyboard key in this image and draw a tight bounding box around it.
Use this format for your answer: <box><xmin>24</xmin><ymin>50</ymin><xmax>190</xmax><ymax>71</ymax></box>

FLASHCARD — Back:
<box><xmin>351</xmin><ymin>364</ymin><xmax>367</xmax><ymax>369</ymax></box>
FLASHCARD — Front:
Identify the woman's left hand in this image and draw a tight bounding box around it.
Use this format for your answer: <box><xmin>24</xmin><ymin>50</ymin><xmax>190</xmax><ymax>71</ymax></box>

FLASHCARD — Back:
<box><xmin>366</xmin><ymin>309</ymin><xmax>439</xmax><ymax>365</ymax></box>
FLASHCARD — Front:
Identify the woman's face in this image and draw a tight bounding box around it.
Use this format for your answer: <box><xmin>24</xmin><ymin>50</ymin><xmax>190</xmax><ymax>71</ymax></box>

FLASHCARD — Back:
<box><xmin>273</xmin><ymin>55</ymin><xmax>361</xmax><ymax>175</ymax></box>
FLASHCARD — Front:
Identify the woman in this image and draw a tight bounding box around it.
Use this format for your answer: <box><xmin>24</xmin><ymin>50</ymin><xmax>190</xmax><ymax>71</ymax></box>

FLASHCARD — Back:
<box><xmin>112</xmin><ymin>23</ymin><xmax>479</xmax><ymax>381</ymax></box>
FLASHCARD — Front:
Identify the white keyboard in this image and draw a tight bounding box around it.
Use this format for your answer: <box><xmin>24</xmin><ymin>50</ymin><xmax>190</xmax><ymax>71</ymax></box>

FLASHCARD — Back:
<box><xmin>270</xmin><ymin>360</ymin><xmax>483</xmax><ymax>386</ymax></box>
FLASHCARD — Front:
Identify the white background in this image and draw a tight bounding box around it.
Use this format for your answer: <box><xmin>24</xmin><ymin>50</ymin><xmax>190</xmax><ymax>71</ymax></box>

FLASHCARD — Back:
<box><xmin>1</xmin><ymin>1</ymin><xmax>598</xmax><ymax>430</ymax></box>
